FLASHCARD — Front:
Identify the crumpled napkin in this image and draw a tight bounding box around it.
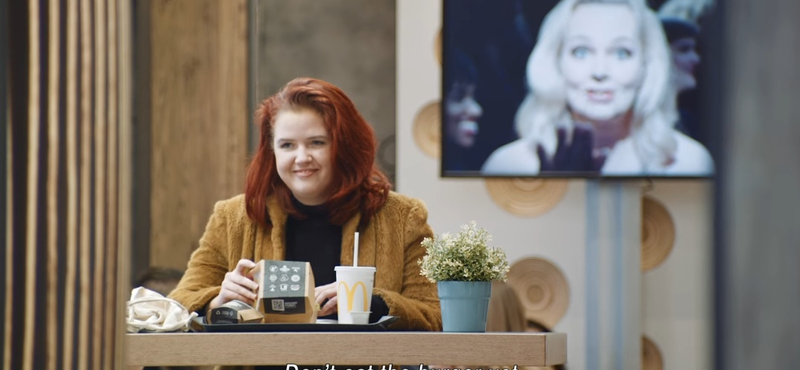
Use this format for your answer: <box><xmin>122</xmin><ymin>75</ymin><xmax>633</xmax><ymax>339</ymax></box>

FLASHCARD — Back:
<box><xmin>126</xmin><ymin>286</ymin><xmax>198</xmax><ymax>333</ymax></box>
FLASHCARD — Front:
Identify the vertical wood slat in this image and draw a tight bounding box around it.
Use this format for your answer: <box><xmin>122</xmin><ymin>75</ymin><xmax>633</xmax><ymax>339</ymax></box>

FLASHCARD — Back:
<box><xmin>78</xmin><ymin>0</ymin><xmax>92</xmax><ymax>368</ymax></box>
<box><xmin>3</xmin><ymin>147</ymin><xmax>10</xmax><ymax>369</ymax></box>
<box><xmin>91</xmin><ymin>0</ymin><xmax>107</xmax><ymax>368</ymax></box>
<box><xmin>116</xmin><ymin>0</ymin><xmax>134</xmax><ymax>367</ymax></box>
<box><xmin>3</xmin><ymin>98</ymin><xmax>12</xmax><ymax>370</ymax></box>
<box><xmin>23</xmin><ymin>0</ymin><xmax>42</xmax><ymax>368</ymax></box>
<box><xmin>46</xmin><ymin>0</ymin><xmax>61</xmax><ymax>369</ymax></box>
<box><xmin>62</xmin><ymin>0</ymin><xmax>79</xmax><ymax>368</ymax></box>
<box><xmin>1</xmin><ymin>0</ymin><xmax>7</xmax><ymax>357</ymax></box>
<box><xmin>0</xmin><ymin>0</ymin><xmax>6</xmax><ymax>359</ymax></box>
<box><xmin>4</xmin><ymin>11</ymin><xmax>15</xmax><ymax>358</ymax></box>
<box><xmin>6</xmin><ymin>3</ymin><xmax>31</xmax><ymax>368</ymax></box>
<box><xmin>62</xmin><ymin>0</ymin><xmax>80</xmax><ymax>368</ymax></box>
<box><xmin>0</xmin><ymin>0</ymin><xmax>7</xmax><ymax>359</ymax></box>
<box><xmin>104</xmin><ymin>0</ymin><xmax>119</xmax><ymax>368</ymax></box>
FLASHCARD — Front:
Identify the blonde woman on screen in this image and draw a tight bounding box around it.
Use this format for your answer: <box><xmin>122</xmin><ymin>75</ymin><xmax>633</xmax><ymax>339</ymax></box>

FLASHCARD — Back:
<box><xmin>481</xmin><ymin>0</ymin><xmax>713</xmax><ymax>176</ymax></box>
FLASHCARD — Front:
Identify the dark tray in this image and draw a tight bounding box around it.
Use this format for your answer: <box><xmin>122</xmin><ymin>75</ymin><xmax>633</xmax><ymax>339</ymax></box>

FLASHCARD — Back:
<box><xmin>190</xmin><ymin>315</ymin><xmax>399</xmax><ymax>333</ymax></box>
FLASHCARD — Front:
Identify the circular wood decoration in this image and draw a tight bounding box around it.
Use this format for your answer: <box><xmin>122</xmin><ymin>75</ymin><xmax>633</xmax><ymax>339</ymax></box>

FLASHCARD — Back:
<box><xmin>641</xmin><ymin>195</ymin><xmax>676</xmax><ymax>272</ymax></box>
<box><xmin>507</xmin><ymin>257</ymin><xmax>570</xmax><ymax>329</ymax></box>
<box><xmin>412</xmin><ymin>101</ymin><xmax>441</xmax><ymax>158</ymax></box>
<box><xmin>642</xmin><ymin>335</ymin><xmax>664</xmax><ymax>370</ymax></box>
<box><xmin>434</xmin><ymin>29</ymin><xmax>442</xmax><ymax>66</ymax></box>
<box><xmin>484</xmin><ymin>178</ymin><xmax>568</xmax><ymax>217</ymax></box>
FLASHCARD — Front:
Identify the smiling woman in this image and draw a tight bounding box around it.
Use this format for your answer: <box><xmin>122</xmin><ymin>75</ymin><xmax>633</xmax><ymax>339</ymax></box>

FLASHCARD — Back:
<box><xmin>168</xmin><ymin>79</ymin><xmax>442</xmax><ymax>363</ymax></box>
<box><xmin>246</xmin><ymin>78</ymin><xmax>391</xmax><ymax>227</ymax></box>
<box><xmin>272</xmin><ymin>110</ymin><xmax>334</xmax><ymax>206</ymax></box>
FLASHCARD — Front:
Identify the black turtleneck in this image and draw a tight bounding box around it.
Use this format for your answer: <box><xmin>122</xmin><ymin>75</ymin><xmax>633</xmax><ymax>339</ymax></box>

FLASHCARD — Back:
<box><xmin>283</xmin><ymin>198</ymin><xmax>390</xmax><ymax>323</ymax></box>
<box><xmin>285</xmin><ymin>198</ymin><xmax>342</xmax><ymax>287</ymax></box>
<box><xmin>254</xmin><ymin>199</ymin><xmax>390</xmax><ymax>370</ymax></box>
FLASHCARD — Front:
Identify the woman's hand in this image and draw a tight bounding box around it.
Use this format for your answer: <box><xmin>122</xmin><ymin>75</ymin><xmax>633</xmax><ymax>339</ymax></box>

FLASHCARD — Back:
<box><xmin>208</xmin><ymin>259</ymin><xmax>259</xmax><ymax>310</ymax></box>
<box><xmin>315</xmin><ymin>282</ymin><xmax>339</xmax><ymax>316</ymax></box>
<box><xmin>537</xmin><ymin>125</ymin><xmax>597</xmax><ymax>172</ymax></box>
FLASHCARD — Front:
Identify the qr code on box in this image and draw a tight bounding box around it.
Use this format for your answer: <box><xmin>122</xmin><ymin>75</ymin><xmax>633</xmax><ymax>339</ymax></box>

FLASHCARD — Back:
<box><xmin>271</xmin><ymin>299</ymin><xmax>285</xmax><ymax>312</ymax></box>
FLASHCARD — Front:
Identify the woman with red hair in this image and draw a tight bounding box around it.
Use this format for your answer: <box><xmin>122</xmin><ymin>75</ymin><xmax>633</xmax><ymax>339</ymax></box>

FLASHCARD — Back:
<box><xmin>170</xmin><ymin>77</ymin><xmax>441</xmax><ymax>332</ymax></box>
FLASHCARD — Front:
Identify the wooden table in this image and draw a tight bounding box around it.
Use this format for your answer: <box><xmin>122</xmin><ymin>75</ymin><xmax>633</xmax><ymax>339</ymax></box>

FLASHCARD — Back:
<box><xmin>126</xmin><ymin>332</ymin><xmax>567</xmax><ymax>367</ymax></box>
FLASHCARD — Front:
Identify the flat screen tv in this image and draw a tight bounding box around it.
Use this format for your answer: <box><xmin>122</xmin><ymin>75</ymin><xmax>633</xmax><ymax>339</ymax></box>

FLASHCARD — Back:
<box><xmin>441</xmin><ymin>0</ymin><xmax>721</xmax><ymax>178</ymax></box>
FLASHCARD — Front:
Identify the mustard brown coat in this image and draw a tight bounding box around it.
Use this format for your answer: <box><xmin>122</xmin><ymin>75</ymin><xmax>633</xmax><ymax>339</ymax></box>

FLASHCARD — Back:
<box><xmin>169</xmin><ymin>191</ymin><xmax>442</xmax><ymax>332</ymax></box>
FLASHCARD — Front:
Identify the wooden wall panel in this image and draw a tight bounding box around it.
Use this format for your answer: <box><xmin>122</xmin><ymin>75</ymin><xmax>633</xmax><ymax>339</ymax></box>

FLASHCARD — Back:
<box><xmin>147</xmin><ymin>0</ymin><xmax>249</xmax><ymax>271</ymax></box>
<box><xmin>3</xmin><ymin>0</ymin><xmax>132</xmax><ymax>369</ymax></box>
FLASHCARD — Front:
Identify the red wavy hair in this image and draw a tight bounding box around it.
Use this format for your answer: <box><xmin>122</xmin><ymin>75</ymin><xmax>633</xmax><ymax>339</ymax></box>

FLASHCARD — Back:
<box><xmin>245</xmin><ymin>77</ymin><xmax>391</xmax><ymax>228</ymax></box>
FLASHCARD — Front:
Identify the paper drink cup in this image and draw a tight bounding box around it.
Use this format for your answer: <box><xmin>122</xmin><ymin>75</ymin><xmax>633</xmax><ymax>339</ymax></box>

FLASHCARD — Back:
<box><xmin>334</xmin><ymin>266</ymin><xmax>376</xmax><ymax>324</ymax></box>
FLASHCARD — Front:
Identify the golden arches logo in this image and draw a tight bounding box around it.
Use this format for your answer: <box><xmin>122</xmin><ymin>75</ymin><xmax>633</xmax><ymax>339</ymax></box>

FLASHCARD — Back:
<box><xmin>337</xmin><ymin>281</ymin><xmax>369</xmax><ymax>311</ymax></box>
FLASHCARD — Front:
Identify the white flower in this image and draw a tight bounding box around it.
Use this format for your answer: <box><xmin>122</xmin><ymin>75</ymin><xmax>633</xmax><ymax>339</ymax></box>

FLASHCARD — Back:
<box><xmin>418</xmin><ymin>221</ymin><xmax>509</xmax><ymax>282</ymax></box>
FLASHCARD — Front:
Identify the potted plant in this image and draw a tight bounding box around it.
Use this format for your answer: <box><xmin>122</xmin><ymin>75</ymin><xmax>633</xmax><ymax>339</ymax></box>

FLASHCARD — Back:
<box><xmin>419</xmin><ymin>221</ymin><xmax>509</xmax><ymax>332</ymax></box>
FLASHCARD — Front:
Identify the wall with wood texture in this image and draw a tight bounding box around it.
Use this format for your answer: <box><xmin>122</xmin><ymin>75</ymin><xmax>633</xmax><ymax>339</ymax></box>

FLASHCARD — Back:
<box><xmin>3</xmin><ymin>0</ymin><xmax>133</xmax><ymax>369</ymax></box>
<box><xmin>135</xmin><ymin>0</ymin><xmax>249</xmax><ymax>275</ymax></box>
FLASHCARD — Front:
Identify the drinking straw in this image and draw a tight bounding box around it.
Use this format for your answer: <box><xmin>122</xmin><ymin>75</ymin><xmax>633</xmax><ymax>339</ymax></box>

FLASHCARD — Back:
<box><xmin>353</xmin><ymin>232</ymin><xmax>360</xmax><ymax>267</ymax></box>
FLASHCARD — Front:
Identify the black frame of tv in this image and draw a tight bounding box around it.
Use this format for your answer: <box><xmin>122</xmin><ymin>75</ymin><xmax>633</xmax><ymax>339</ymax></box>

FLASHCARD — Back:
<box><xmin>440</xmin><ymin>0</ymin><xmax>723</xmax><ymax>179</ymax></box>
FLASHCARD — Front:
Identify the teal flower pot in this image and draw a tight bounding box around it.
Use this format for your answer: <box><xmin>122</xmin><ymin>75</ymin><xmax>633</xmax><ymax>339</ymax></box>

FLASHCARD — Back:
<box><xmin>437</xmin><ymin>281</ymin><xmax>492</xmax><ymax>332</ymax></box>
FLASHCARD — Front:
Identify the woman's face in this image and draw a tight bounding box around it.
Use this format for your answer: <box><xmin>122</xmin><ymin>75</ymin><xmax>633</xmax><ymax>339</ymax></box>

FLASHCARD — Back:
<box><xmin>272</xmin><ymin>109</ymin><xmax>333</xmax><ymax>206</ymax></box>
<box><xmin>559</xmin><ymin>3</ymin><xmax>644</xmax><ymax>121</ymax></box>
<box><xmin>445</xmin><ymin>82</ymin><xmax>482</xmax><ymax>148</ymax></box>
<box><xmin>670</xmin><ymin>37</ymin><xmax>700</xmax><ymax>92</ymax></box>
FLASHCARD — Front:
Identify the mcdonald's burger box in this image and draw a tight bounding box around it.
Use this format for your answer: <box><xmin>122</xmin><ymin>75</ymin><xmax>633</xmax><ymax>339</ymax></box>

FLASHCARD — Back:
<box><xmin>251</xmin><ymin>260</ymin><xmax>317</xmax><ymax>323</ymax></box>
